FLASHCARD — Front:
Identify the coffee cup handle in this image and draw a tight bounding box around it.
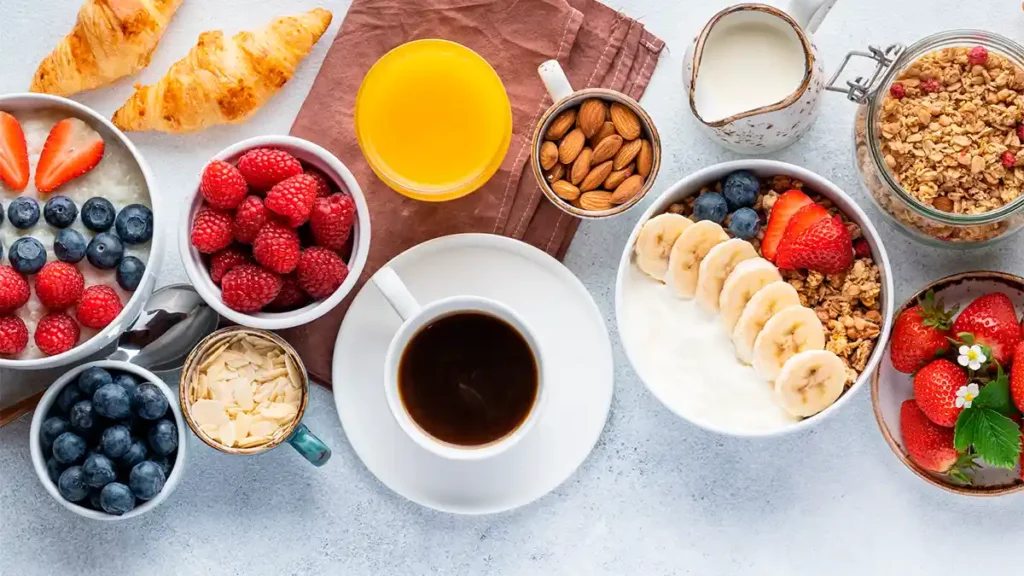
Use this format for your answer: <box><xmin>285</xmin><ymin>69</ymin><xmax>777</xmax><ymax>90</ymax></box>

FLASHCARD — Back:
<box><xmin>372</xmin><ymin>266</ymin><xmax>421</xmax><ymax>321</ymax></box>
<box><xmin>538</xmin><ymin>60</ymin><xmax>575</xmax><ymax>102</ymax></box>
<box><xmin>286</xmin><ymin>423</ymin><xmax>331</xmax><ymax>467</ymax></box>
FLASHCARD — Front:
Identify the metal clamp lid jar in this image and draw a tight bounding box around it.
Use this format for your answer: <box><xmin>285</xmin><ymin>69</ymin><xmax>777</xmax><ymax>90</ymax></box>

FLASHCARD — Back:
<box><xmin>829</xmin><ymin>30</ymin><xmax>1024</xmax><ymax>247</ymax></box>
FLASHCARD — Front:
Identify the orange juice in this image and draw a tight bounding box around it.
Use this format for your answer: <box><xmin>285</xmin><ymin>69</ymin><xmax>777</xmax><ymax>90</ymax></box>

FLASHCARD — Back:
<box><xmin>355</xmin><ymin>40</ymin><xmax>513</xmax><ymax>202</ymax></box>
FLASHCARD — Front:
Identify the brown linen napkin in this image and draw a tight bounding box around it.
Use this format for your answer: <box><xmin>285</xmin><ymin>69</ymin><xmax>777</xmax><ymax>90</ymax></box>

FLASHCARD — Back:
<box><xmin>284</xmin><ymin>0</ymin><xmax>664</xmax><ymax>386</ymax></box>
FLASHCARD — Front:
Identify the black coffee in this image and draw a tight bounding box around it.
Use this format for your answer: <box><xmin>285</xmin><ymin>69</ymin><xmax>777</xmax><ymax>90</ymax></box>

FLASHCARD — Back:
<box><xmin>398</xmin><ymin>312</ymin><xmax>538</xmax><ymax>446</ymax></box>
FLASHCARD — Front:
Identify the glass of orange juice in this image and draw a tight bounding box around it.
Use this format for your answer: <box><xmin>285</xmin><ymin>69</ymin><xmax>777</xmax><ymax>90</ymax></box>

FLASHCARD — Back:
<box><xmin>355</xmin><ymin>39</ymin><xmax>513</xmax><ymax>202</ymax></box>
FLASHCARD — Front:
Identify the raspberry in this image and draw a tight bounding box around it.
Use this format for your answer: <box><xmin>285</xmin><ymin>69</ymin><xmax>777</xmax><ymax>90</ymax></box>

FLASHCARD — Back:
<box><xmin>307</xmin><ymin>171</ymin><xmax>333</xmax><ymax>197</ymax></box>
<box><xmin>200</xmin><ymin>160</ymin><xmax>248</xmax><ymax>209</ymax></box>
<box><xmin>209</xmin><ymin>246</ymin><xmax>251</xmax><ymax>285</ymax></box>
<box><xmin>297</xmin><ymin>247</ymin><xmax>349</xmax><ymax>299</ymax></box>
<box><xmin>221</xmin><ymin>265</ymin><xmax>282</xmax><ymax>312</ymax></box>
<box><xmin>853</xmin><ymin>239</ymin><xmax>871</xmax><ymax>259</ymax></box>
<box><xmin>265</xmin><ymin>174</ymin><xmax>318</xmax><ymax>227</ymax></box>
<box><xmin>76</xmin><ymin>285</ymin><xmax>123</xmax><ymax>329</ymax></box>
<box><xmin>35</xmin><ymin>262</ymin><xmax>84</xmax><ymax>310</ymax></box>
<box><xmin>0</xmin><ymin>266</ymin><xmax>30</xmax><ymax>314</ymax></box>
<box><xmin>889</xmin><ymin>83</ymin><xmax>905</xmax><ymax>100</ymax></box>
<box><xmin>253</xmin><ymin>221</ymin><xmax>300</xmax><ymax>274</ymax></box>
<box><xmin>922</xmin><ymin>78</ymin><xmax>942</xmax><ymax>94</ymax></box>
<box><xmin>266</xmin><ymin>274</ymin><xmax>310</xmax><ymax>311</ymax></box>
<box><xmin>232</xmin><ymin>195</ymin><xmax>267</xmax><ymax>244</ymax></box>
<box><xmin>310</xmin><ymin>193</ymin><xmax>356</xmax><ymax>251</ymax></box>
<box><xmin>35</xmin><ymin>313</ymin><xmax>79</xmax><ymax>356</ymax></box>
<box><xmin>0</xmin><ymin>316</ymin><xmax>28</xmax><ymax>354</ymax></box>
<box><xmin>968</xmin><ymin>46</ymin><xmax>988</xmax><ymax>66</ymax></box>
<box><xmin>190</xmin><ymin>208</ymin><xmax>234</xmax><ymax>254</ymax></box>
<box><xmin>1003</xmin><ymin>150</ymin><xmax>1017</xmax><ymax>168</ymax></box>
<box><xmin>237</xmin><ymin>148</ymin><xmax>303</xmax><ymax>191</ymax></box>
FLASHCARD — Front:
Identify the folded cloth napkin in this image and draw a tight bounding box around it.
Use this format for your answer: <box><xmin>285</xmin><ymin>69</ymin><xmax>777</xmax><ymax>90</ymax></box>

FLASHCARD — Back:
<box><xmin>284</xmin><ymin>0</ymin><xmax>664</xmax><ymax>386</ymax></box>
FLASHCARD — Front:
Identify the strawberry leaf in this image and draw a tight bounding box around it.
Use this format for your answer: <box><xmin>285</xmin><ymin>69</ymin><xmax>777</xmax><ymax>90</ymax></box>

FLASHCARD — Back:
<box><xmin>975</xmin><ymin>367</ymin><xmax>1013</xmax><ymax>416</ymax></box>
<box><xmin>953</xmin><ymin>407</ymin><xmax>1021</xmax><ymax>469</ymax></box>
<box><xmin>957</xmin><ymin>332</ymin><xmax>976</xmax><ymax>346</ymax></box>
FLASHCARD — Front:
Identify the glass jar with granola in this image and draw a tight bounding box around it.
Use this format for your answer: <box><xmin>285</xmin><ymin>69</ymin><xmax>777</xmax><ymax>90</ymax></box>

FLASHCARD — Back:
<box><xmin>834</xmin><ymin>31</ymin><xmax>1024</xmax><ymax>246</ymax></box>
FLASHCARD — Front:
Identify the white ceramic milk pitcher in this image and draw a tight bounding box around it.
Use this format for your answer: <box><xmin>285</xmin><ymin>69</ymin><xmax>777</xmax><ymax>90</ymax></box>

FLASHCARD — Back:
<box><xmin>683</xmin><ymin>0</ymin><xmax>839</xmax><ymax>154</ymax></box>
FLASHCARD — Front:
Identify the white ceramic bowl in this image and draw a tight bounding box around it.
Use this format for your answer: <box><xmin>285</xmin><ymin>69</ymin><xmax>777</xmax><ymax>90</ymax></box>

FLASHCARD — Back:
<box><xmin>615</xmin><ymin>159</ymin><xmax>895</xmax><ymax>437</ymax></box>
<box><xmin>180</xmin><ymin>135</ymin><xmax>371</xmax><ymax>330</ymax></box>
<box><xmin>0</xmin><ymin>93</ymin><xmax>164</xmax><ymax>370</ymax></box>
<box><xmin>29</xmin><ymin>360</ymin><xmax>187</xmax><ymax>521</ymax></box>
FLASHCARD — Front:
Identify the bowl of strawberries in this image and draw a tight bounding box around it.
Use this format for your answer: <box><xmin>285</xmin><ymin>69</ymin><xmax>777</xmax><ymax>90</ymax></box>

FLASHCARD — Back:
<box><xmin>180</xmin><ymin>136</ymin><xmax>370</xmax><ymax>330</ymax></box>
<box><xmin>873</xmin><ymin>271</ymin><xmax>1024</xmax><ymax>495</ymax></box>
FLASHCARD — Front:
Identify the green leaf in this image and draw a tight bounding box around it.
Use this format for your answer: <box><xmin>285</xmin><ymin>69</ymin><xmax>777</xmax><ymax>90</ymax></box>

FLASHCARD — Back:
<box><xmin>957</xmin><ymin>332</ymin><xmax>976</xmax><ymax>346</ymax></box>
<box><xmin>975</xmin><ymin>368</ymin><xmax>1013</xmax><ymax>416</ymax></box>
<box><xmin>953</xmin><ymin>407</ymin><xmax>1021</xmax><ymax>469</ymax></box>
<box><xmin>954</xmin><ymin>408</ymin><xmax>980</xmax><ymax>453</ymax></box>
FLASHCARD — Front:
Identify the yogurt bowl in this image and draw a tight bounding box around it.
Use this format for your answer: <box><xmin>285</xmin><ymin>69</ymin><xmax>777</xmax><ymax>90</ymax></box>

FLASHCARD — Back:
<box><xmin>615</xmin><ymin>160</ymin><xmax>894</xmax><ymax>437</ymax></box>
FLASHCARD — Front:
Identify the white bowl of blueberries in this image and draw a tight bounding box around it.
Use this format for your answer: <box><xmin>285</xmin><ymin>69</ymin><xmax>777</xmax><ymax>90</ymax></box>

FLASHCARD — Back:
<box><xmin>29</xmin><ymin>360</ymin><xmax>186</xmax><ymax>520</ymax></box>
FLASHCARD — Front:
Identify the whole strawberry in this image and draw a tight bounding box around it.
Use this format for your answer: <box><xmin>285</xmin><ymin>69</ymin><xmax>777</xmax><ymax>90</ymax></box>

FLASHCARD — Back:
<box><xmin>952</xmin><ymin>292</ymin><xmax>1021</xmax><ymax>366</ymax></box>
<box><xmin>1011</xmin><ymin>341</ymin><xmax>1024</xmax><ymax>413</ymax></box>
<box><xmin>266</xmin><ymin>274</ymin><xmax>310</xmax><ymax>312</ymax></box>
<box><xmin>913</xmin><ymin>358</ymin><xmax>969</xmax><ymax>427</ymax></box>
<box><xmin>310</xmin><ymin>193</ymin><xmax>356</xmax><ymax>251</ymax></box>
<box><xmin>297</xmin><ymin>247</ymin><xmax>349</xmax><ymax>299</ymax></box>
<box><xmin>77</xmin><ymin>285</ymin><xmax>123</xmax><ymax>329</ymax></box>
<box><xmin>775</xmin><ymin>215</ymin><xmax>854</xmax><ymax>274</ymax></box>
<box><xmin>266</xmin><ymin>174</ymin><xmax>318</xmax><ymax>227</ymax></box>
<box><xmin>0</xmin><ymin>265</ymin><xmax>30</xmax><ymax>314</ymax></box>
<box><xmin>209</xmin><ymin>246</ymin><xmax>251</xmax><ymax>285</ymax></box>
<box><xmin>890</xmin><ymin>290</ymin><xmax>954</xmax><ymax>374</ymax></box>
<box><xmin>35</xmin><ymin>313</ymin><xmax>79</xmax><ymax>356</ymax></box>
<box><xmin>237</xmin><ymin>148</ymin><xmax>302</xmax><ymax>191</ymax></box>
<box><xmin>190</xmin><ymin>208</ymin><xmax>234</xmax><ymax>254</ymax></box>
<box><xmin>253</xmin><ymin>221</ymin><xmax>300</xmax><ymax>274</ymax></box>
<box><xmin>34</xmin><ymin>262</ymin><xmax>84</xmax><ymax>310</ymax></box>
<box><xmin>0</xmin><ymin>315</ymin><xmax>28</xmax><ymax>355</ymax></box>
<box><xmin>200</xmin><ymin>160</ymin><xmax>248</xmax><ymax>209</ymax></box>
<box><xmin>232</xmin><ymin>195</ymin><xmax>267</xmax><ymax>244</ymax></box>
<box><xmin>900</xmin><ymin>399</ymin><xmax>962</xmax><ymax>474</ymax></box>
<box><xmin>220</xmin><ymin>265</ymin><xmax>282</xmax><ymax>312</ymax></box>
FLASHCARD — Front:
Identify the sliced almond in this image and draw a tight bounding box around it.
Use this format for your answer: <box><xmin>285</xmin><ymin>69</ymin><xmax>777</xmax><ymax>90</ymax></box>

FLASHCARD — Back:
<box><xmin>558</xmin><ymin>128</ymin><xmax>585</xmax><ymax>164</ymax></box>
<box><xmin>636</xmin><ymin>139</ymin><xmax>653</xmax><ymax>177</ymax></box>
<box><xmin>610</xmin><ymin>102</ymin><xmax>642</xmax><ymax>140</ymax></box>
<box><xmin>613</xmin><ymin>138</ymin><xmax>643</xmax><ymax>170</ymax></box>
<box><xmin>233</xmin><ymin>379</ymin><xmax>256</xmax><ymax>411</ymax></box>
<box><xmin>284</xmin><ymin>355</ymin><xmax>302</xmax><ymax>388</ymax></box>
<box><xmin>218</xmin><ymin>421</ymin><xmax>238</xmax><ymax>447</ymax></box>
<box><xmin>580</xmin><ymin>161</ymin><xmax>614</xmax><ymax>192</ymax></box>
<box><xmin>238</xmin><ymin>435</ymin><xmax>271</xmax><ymax>448</ymax></box>
<box><xmin>570</xmin><ymin>147</ymin><xmax>593</xmax><ymax>185</ymax></box>
<box><xmin>577</xmin><ymin>99</ymin><xmax>608</xmax><ymax>138</ymax></box>
<box><xmin>551</xmin><ymin>180</ymin><xmax>581</xmax><ymax>201</ymax></box>
<box><xmin>192</xmin><ymin>399</ymin><xmax>230</xmax><ymax>428</ymax></box>
<box><xmin>589</xmin><ymin>121</ymin><xmax>617</xmax><ymax>147</ymax></box>
<box><xmin>545</xmin><ymin>108</ymin><xmax>576</xmax><ymax>140</ymax></box>
<box><xmin>579</xmin><ymin>191</ymin><xmax>614</xmax><ymax>211</ymax></box>
<box><xmin>539</xmin><ymin>141</ymin><xmax>558</xmax><ymax>170</ymax></box>
<box><xmin>604</xmin><ymin>164</ymin><xmax>634</xmax><ymax>190</ymax></box>
<box><xmin>591</xmin><ymin>134</ymin><xmax>623</xmax><ymax>164</ymax></box>
<box><xmin>611</xmin><ymin>174</ymin><xmax>645</xmax><ymax>204</ymax></box>
<box><xmin>263</xmin><ymin>402</ymin><xmax>299</xmax><ymax>422</ymax></box>
<box><xmin>234</xmin><ymin>412</ymin><xmax>254</xmax><ymax>440</ymax></box>
<box><xmin>249</xmin><ymin>418</ymin><xmax>278</xmax><ymax>439</ymax></box>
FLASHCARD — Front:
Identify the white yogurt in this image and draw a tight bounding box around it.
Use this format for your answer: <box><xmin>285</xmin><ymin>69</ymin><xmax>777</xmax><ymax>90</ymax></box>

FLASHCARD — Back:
<box><xmin>0</xmin><ymin>110</ymin><xmax>151</xmax><ymax>360</ymax></box>
<box><xmin>620</xmin><ymin>263</ymin><xmax>798</xmax><ymax>434</ymax></box>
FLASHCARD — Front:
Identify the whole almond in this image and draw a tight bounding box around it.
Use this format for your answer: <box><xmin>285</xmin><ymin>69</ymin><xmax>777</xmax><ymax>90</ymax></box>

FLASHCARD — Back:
<box><xmin>592</xmin><ymin>134</ymin><xmax>623</xmax><ymax>164</ymax></box>
<box><xmin>611</xmin><ymin>174</ymin><xmax>645</xmax><ymax>204</ymax></box>
<box><xmin>579</xmin><ymin>191</ymin><xmax>614</xmax><ymax>211</ymax></box>
<box><xmin>571</xmin><ymin>147</ymin><xmax>593</xmax><ymax>185</ymax></box>
<box><xmin>551</xmin><ymin>180</ymin><xmax>581</xmax><ymax>201</ymax></box>
<box><xmin>613</xmin><ymin>138</ymin><xmax>643</xmax><ymax>170</ymax></box>
<box><xmin>545</xmin><ymin>163</ymin><xmax>565</xmax><ymax>183</ymax></box>
<box><xmin>577</xmin><ymin>99</ymin><xmax>608</xmax><ymax>138</ymax></box>
<box><xmin>610</xmin><ymin>102</ymin><xmax>642</xmax><ymax>140</ymax></box>
<box><xmin>546</xmin><ymin>109</ymin><xmax>577</xmax><ymax>140</ymax></box>
<box><xmin>558</xmin><ymin>128</ymin><xmax>586</xmax><ymax>164</ymax></box>
<box><xmin>540</xmin><ymin>141</ymin><xmax>558</xmax><ymax>170</ymax></box>
<box><xmin>589</xmin><ymin>121</ymin><xmax>617</xmax><ymax>147</ymax></box>
<box><xmin>603</xmin><ymin>164</ymin><xmax>634</xmax><ymax>190</ymax></box>
<box><xmin>580</xmin><ymin>160</ymin><xmax>614</xmax><ymax>192</ymax></box>
<box><xmin>636</xmin><ymin>139</ymin><xmax>653</xmax><ymax>177</ymax></box>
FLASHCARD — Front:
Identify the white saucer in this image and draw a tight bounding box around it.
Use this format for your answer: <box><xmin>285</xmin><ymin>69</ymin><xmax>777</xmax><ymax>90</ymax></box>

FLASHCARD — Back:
<box><xmin>332</xmin><ymin>234</ymin><xmax>613</xmax><ymax>514</ymax></box>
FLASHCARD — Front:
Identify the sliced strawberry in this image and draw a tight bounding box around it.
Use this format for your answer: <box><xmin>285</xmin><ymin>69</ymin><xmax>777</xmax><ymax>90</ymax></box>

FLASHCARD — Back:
<box><xmin>35</xmin><ymin>118</ymin><xmax>105</xmax><ymax>193</ymax></box>
<box><xmin>775</xmin><ymin>215</ymin><xmax>855</xmax><ymax>274</ymax></box>
<box><xmin>780</xmin><ymin>203</ymin><xmax>829</xmax><ymax>246</ymax></box>
<box><xmin>0</xmin><ymin>112</ymin><xmax>29</xmax><ymax>191</ymax></box>
<box><xmin>761</xmin><ymin>189</ymin><xmax>813</xmax><ymax>262</ymax></box>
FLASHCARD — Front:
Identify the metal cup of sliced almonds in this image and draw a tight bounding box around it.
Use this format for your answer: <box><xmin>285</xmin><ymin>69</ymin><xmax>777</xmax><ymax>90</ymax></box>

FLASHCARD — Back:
<box><xmin>179</xmin><ymin>327</ymin><xmax>331</xmax><ymax>466</ymax></box>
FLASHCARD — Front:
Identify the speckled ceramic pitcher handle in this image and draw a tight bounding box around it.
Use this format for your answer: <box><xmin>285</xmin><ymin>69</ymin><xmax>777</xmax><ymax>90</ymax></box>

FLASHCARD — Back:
<box><xmin>286</xmin><ymin>423</ymin><xmax>331</xmax><ymax>466</ymax></box>
<box><xmin>538</xmin><ymin>60</ymin><xmax>575</xmax><ymax>102</ymax></box>
<box><xmin>787</xmin><ymin>0</ymin><xmax>838</xmax><ymax>34</ymax></box>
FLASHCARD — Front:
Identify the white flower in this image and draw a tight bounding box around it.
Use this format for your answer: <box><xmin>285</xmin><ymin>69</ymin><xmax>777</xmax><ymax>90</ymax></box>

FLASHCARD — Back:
<box><xmin>955</xmin><ymin>383</ymin><xmax>980</xmax><ymax>409</ymax></box>
<box><xmin>957</xmin><ymin>345</ymin><xmax>987</xmax><ymax>371</ymax></box>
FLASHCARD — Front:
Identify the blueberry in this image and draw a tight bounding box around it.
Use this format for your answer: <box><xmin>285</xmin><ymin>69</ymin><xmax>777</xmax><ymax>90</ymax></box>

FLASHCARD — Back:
<box><xmin>100</xmin><ymin>425</ymin><xmax>132</xmax><ymax>459</ymax></box>
<box><xmin>93</xmin><ymin>383</ymin><xmax>131</xmax><ymax>419</ymax></box>
<box><xmin>55</xmin><ymin>384</ymin><xmax>83</xmax><ymax>414</ymax></box>
<box><xmin>119</xmin><ymin>438</ymin><xmax>148</xmax><ymax>470</ymax></box>
<box><xmin>40</xmin><ymin>416</ymin><xmax>70</xmax><ymax>449</ymax></box>
<box><xmin>78</xmin><ymin>367</ymin><xmax>113</xmax><ymax>396</ymax></box>
<box><xmin>114</xmin><ymin>204</ymin><xmax>153</xmax><ymax>245</ymax></box>
<box><xmin>43</xmin><ymin>196</ymin><xmax>78</xmax><ymax>228</ymax></box>
<box><xmin>692</xmin><ymin>193</ymin><xmax>729</xmax><ymax>224</ymax></box>
<box><xmin>81</xmin><ymin>453</ymin><xmax>117</xmax><ymax>488</ymax></box>
<box><xmin>129</xmin><ymin>461</ymin><xmax>166</xmax><ymax>500</ymax></box>
<box><xmin>57</xmin><ymin>466</ymin><xmax>89</xmax><ymax>502</ymax></box>
<box><xmin>152</xmin><ymin>455</ymin><xmax>172</xmax><ymax>478</ymax></box>
<box><xmin>88</xmin><ymin>489</ymin><xmax>104</xmax><ymax>511</ymax></box>
<box><xmin>54</xmin><ymin>228</ymin><xmax>87</xmax><ymax>263</ymax></box>
<box><xmin>728</xmin><ymin>207</ymin><xmax>762</xmax><ymax>240</ymax></box>
<box><xmin>81</xmin><ymin>197</ymin><xmax>115</xmax><ymax>232</ymax></box>
<box><xmin>69</xmin><ymin>400</ymin><xmax>96</xmax><ymax>432</ymax></box>
<box><xmin>113</xmin><ymin>373</ymin><xmax>139</xmax><ymax>398</ymax></box>
<box><xmin>86</xmin><ymin>232</ymin><xmax>123</xmax><ymax>269</ymax></box>
<box><xmin>52</xmin><ymin>432</ymin><xmax>87</xmax><ymax>465</ymax></box>
<box><xmin>132</xmin><ymin>383</ymin><xmax>168</xmax><ymax>420</ymax></box>
<box><xmin>722</xmin><ymin>170</ymin><xmax>761</xmax><ymax>211</ymax></box>
<box><xmin>148</xmin><ymin>419</ymin><xmax>178</xmax><ymax>456</ymax></box>
<box><xmin>7</xmin><ymin>197</ymin><xmax>39</xmax><ymax>229</ymax></box>
<box><xmin>100</xmin><ymin>482</ymin><xmax>136</xmax><ymax>515</ymax></box>
<box><xmin>9</xmin><ymin>237</ymin><xmax>46</xmax><ymax>274</ymax></box>
<box><xmin>46</xmin><ymin>457</ymin><xmax>64</xmax><ymax>484</ymax></box>
<box><xmin>116</xmin><ymin>256</ymin><xmax>145</xmax><ymax>291</ymax></box>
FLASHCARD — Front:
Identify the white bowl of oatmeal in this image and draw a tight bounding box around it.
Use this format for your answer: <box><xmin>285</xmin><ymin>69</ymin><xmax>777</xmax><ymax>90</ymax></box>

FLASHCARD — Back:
<box><xmin>0</xmin><ymin>93</ymin><xmax>162</xmax><ymax>370</ymax></box>
<box><xmin>615</xmin><ymin>160</ymin><xmax>894</xmax><ymax>437</ymax></box>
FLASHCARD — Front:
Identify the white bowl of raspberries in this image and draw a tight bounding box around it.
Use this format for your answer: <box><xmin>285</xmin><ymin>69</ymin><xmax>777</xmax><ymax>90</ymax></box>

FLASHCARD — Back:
<box><xmin>180</xmin><ymin>136</ymin><xmax>370</xmax><ymax>330</ymax></box>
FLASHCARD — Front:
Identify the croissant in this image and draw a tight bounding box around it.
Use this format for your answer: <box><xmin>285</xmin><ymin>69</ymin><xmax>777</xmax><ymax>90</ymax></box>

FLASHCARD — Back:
<box><xmin>30</xmin><ymin>0</ymin><xmax>183</xmax><ymax>96</ymax></box>
<box><xmin>111</xmin><ymin>8</ymin><xmax>333</xmax><ymax>134</ymax></box>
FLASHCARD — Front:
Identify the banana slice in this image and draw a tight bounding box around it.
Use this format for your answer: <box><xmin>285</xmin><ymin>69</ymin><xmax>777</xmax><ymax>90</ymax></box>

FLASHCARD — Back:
<box><xmin>665</xmin><ymin>220</ymin><xmax>730</xmax><ymax>298</ymax></box>
<box><xmin>774</xmin><ymin>350</ymin><xmax>847</xmax><ymax>417</ymax></box>
<box><xmin>732</xmin><ymin>281</ymin><xmax>802</xmax><ymax>364</ymax></box>
<box><xmin>695</xmin><ymin>239</ymin><xmax>758</xmax><ymax>312</ymax></box>
<box><xmin>718</xmin><ymin>258</ymin><xmax>782</xmax><ymax>332</ymax></box>
<box><xmin>752</xmin><ymin>305</ymin><xmax>825</xmax><ymax>381</ymax></box>
<box><xmin>634</xmin><ymin>214</ymin><xmax>694</xmax><ymax>282</ymax></box>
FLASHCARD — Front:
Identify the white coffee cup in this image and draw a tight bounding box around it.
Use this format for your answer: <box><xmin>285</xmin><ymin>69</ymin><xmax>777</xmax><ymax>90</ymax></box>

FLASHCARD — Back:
<box><xmin>373</xmin><ymin>266</ymin><xmax>546</xmax><ymax>461</ymax></box>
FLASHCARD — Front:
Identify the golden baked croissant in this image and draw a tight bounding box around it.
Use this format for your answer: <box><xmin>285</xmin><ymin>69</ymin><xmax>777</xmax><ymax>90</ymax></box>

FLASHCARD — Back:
<box><xmin>111</xmin><ymin>8</ymin><xmax>333</xmax><ymax>134</ymax></box>
<box><xmin>30</xmin><ymin>0</ymin><xmax>183</xmax><ymax>96</ymax></box>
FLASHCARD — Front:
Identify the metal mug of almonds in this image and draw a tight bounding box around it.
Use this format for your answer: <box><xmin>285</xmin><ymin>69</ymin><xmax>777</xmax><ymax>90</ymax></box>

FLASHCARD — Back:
<box><xmin>540</xmin><ymin>98</ymin><xmax>654</xmax><ymax>211</ymax></box>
